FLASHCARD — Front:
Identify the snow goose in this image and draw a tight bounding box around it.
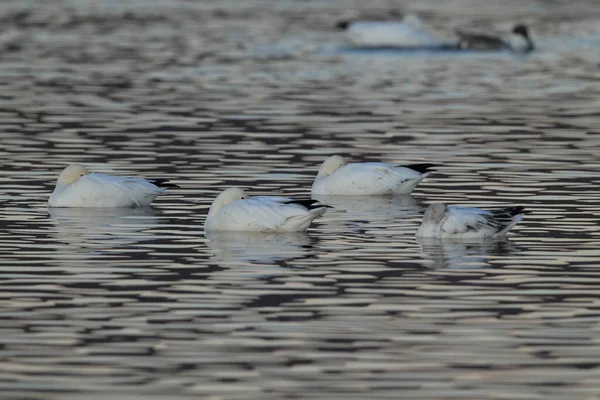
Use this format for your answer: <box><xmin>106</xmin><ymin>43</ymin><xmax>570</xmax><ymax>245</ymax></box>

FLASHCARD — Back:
<box><xmin>204</xmin><ymin>188</ymin><xmax>329</xmax><ymax>232</ymax></box>
<box><xmin>455</xmin><ymin>24</ymin><xmax>534</xmax><ymax>53</ymax></box>
<box><xmin>416</xmin><ymin>203</ymin><xmax>526</xmax><ymax>238</ymax></box>
<box><xmin>337</xmin><ymin>14</ymin><xmax>435</xmax><ymax>48</ymax></box>
<box><xmin>48</xmin><ymin>164</ymin><xmax>177</xmax><ymax>208</ymax></box>
<box><xmin>311</xmin><ymin>155</ymin><xmax>435</xmax><ymax>196</ymax></box>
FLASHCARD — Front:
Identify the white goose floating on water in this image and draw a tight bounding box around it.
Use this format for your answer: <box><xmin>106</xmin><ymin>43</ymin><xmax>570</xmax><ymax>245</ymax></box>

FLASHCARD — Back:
<box><xmin>337</xmin><ymin>14</ymin><xmax>435</xmax><ymax>48</ymax></box>
<box><xmin>48</xmin><ymin>164</ymin><xmax>177</xmax><ymax>208</ymax></box>
<box><xmin>416</xmin><ymin>203</ymin><xmax>527</xmax><ymax>238</ymax></box>
<box><xmin>204</xmin><ymin>188</ymin><xmax>330</xmax><ymax>232</ymax></box>
<box><xmin>311</xmin><ymin>155</ymin><xmax>436</xmax><ymax>196</ymax></box>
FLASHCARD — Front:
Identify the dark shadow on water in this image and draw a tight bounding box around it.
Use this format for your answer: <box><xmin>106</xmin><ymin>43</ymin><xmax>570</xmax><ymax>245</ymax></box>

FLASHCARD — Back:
<box><xmin>340</xmin><ymin>42</ymin><xmax>460</xmax><ymax>54</ymax></box>
<box><xmin>336</xmin><ymin>42</ymin><xmax>535</xmax><ymax>57</ymax></box>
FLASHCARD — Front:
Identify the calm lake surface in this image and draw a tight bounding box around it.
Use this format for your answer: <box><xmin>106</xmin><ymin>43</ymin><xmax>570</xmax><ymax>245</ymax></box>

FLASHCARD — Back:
<box><xmin>1</xmin><ymin>0</ymin><xmax>600</xmax><ymax>399</ymax></box>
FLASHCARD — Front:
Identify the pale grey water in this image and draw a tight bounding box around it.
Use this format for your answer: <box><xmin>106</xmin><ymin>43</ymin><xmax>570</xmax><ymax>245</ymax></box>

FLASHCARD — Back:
<box><xmin>1</xmin><ymin>0</ymin><xmax>600</xmax><ymax>399</ymax></box>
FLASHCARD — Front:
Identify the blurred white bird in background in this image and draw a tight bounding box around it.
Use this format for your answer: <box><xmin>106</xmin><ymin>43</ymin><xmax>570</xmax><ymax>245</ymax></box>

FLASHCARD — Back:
<box><xmin>336</xmin><ymin>13</ymin><xmax>435</xmax><ymax>48</ymax></box>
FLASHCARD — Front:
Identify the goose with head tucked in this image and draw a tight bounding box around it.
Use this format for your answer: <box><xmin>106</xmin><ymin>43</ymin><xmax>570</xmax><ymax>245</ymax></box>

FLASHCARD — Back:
<box><xmin>312</xmin><ymin>155</ymin><xmax>436</xmax><ymax>196</ymax></box>
<box><xmin>416</xmin><ymin>203</ymin><xmax>527</xmax><ymax>238</ymax></box>
<box><xmin>204</xmin><ymin>188</ymin><xmax>329</xmax><ymax>232</ymax></box>
<box><xmin>48</xmin><ymin>164</ymin><xmax>177</xmax><ymax>208</ymax></box>
<box><xmin>455</xmin><ymin>23</ymin><xmax>534</xmax><ymax>53</ymax></box>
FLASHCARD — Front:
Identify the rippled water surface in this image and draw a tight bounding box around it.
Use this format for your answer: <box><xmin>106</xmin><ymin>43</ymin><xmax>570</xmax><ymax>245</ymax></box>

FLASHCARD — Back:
<box><xmin>1</xmin><ymin>0</ymin><xmax>600</xmax><ymax>398</ymax></box>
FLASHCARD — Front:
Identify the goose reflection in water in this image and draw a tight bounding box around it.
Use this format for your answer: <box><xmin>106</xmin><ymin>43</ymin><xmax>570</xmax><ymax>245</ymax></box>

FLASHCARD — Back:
<box><xmin>205</xmin><ymin>231</ymin><xmax>314</xmax><ymax>265</ymax></box>
<box><xmin>313</xmin><ymin>195</ymin><xmax>421</xmax><ymax>231</ymax></box>
<box><xmin>48</xmin><ymin>207</ymin><xmax>164</xmax><ymax>252</ymax></box>
<box><xmin>417</xmin><ymin>237</ymin><xmax>522</xmax><ymax>269</ymax></box>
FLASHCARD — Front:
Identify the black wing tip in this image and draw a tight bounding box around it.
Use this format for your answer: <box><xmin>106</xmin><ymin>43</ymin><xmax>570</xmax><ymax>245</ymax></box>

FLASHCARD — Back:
<box><xmin>503</xmin><ymin>206</ymin><xmax>529</xmax><ymax>216</ymax></box>
<box><xmin>284</xmin><ymin>199</ymin><xmax>333</xmax><ymax>210</ymax></box>
<box><xmin>149</xmin><ymin>179</ymin><xmax>180</xmax><ymax>189</ymax></box>
<box><xmin>404</xmin><ymin>163</ymin><xmax>438</xmax><ymax>174</ymax></box>
<box><xmin>336</xmin><ymin>20</ymin><xmax>351</xmax><ymax>30</ymax></box>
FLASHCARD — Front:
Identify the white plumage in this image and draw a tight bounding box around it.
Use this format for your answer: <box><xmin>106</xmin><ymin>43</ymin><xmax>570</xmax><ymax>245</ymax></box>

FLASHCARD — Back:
<box><xmin>416</xmin><ymin>203</ymin><xmax>526</xmax><ymax>238</ymax></box>
<box><xmin>204</xmin><ymin>188</ymin><xmax>329</xmax><ymax>232</ymax></box>
<box><xmin>311</xmin><ymin>155</ymin><xmax>435</xmax><ymax>196</ymax></box>
<box><xmin>48</xmin><ymin>164</ymin><xmax>173</xmax><ymax>208</ymax></box>
<box><xmin>339</xmin><ymin>15</ymin><xmax>434</xmax><ymax>48</ymax></box>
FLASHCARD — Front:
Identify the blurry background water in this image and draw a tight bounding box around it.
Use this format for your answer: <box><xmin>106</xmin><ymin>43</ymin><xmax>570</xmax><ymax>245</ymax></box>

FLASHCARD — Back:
<box><xmin>1</xmin><ymin>0</ymin><xmax>600</xmax><ymax>398</ymax></box>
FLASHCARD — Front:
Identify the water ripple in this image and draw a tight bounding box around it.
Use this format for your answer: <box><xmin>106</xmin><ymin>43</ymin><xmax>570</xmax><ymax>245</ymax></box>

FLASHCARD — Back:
<box><xmin>1</xmin><ymin>0</ymin><xmax>600</xmax><ymax>399</ymax></box>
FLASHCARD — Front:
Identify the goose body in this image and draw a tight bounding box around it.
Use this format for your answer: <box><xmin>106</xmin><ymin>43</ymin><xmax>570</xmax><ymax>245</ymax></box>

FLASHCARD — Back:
<box><xmin>205</xmin><ymin>188</ymin><xmax>329</xmax><ymax>232</ymax></box>
<box><xmin>338</xmin><ymin>15</ymin><xmax>434</xmax><ymax>48</ymax></box>
<box><xmin>311</xmin><ymin>155</ymin><xmax>435</xmax><ymax>196</ymax></box>
<box><xmin>48</xmin><ymin>164</ymin><xmax>175</xmax><ymax>208</ymax></box>
<box><xmin>416</xmin><ymin>203</ymin><xmax>526</xmax><ymax>238</ymax></box>
<box><xmin>455</xmin><ymin>24</ymin><xmax>534</xmax><ymax>53</ymax></box>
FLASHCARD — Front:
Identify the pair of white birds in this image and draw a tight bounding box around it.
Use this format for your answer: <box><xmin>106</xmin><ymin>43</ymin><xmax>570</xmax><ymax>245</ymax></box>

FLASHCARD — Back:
<box><xmin>47</xmin><ymin>156</ymin><xmax>526</xmax><ymax>238</ymax></box>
